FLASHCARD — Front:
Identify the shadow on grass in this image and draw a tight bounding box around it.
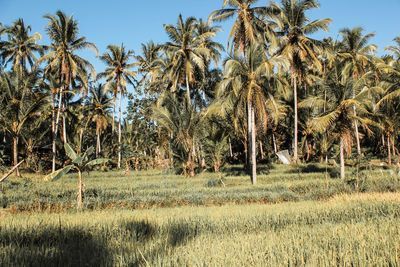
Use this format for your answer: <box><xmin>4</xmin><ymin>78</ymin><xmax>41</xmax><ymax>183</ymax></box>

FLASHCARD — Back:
<box><xmin>285</xmin><ymin>164</ymin><xmax>340</xmax><ymax>178</ymax></box>
<box><xmin>222</xmin><ymin>164</ymin><xmax>272</xmax><ymax>176</ymax></box>
<box><xmin>0</xmin><ymin>219</ymin><xmax>198</xmax><ymax>266</ymax></box>
<box><xmin>0</xmin><ymin>226</ymin><xmax>110</xmax><ymax>266</ymax></box>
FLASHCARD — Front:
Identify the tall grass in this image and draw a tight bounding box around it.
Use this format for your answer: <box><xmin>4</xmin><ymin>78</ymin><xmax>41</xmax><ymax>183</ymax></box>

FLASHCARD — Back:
<box><xmin>1</xmin><ymin>164</ymin><xmax>400</xmax><ymax>211</ymax></box>
<box><xmin>1</xmin><ymin>194</ymin><xmax>399</xmax><ymax>266</ymax></box>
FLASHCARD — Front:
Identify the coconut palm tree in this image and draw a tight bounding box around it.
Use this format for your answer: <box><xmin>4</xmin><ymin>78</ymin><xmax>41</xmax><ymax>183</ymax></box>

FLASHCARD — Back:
<box><xmin>385</xmin><ymin>37</ymin><xmax>400</xmax><ymax>60</ymax></box>
<box><xmin>152</xmin><ymin>92</ymin><xmax>203</xmax><ymax>177</ymax></box>
<box><xmin>98</xmin><ymin>44</ymin><xmax>136</xmax><ymax>168</ymax></box>
<box><xmin>208</xmin><ymin>0</ymin><xmax>276</xmax><ymax>56</ymax></box>
<box><xmin>269</xmin><ymin>0</ymin><xmax>331</xmax><ymax>162</ymax></box>
<box><xmin>39</xmin><ymin>10</ymin><xmax>98</xmax><ymax>172</ymax></box>
<box><xmin>0</xmin><ymin>18</ymin><xmax>44</xmax><ymax>72</ymax></box>
<box><xmin>339</xmin><ymin>27</ymin><xmax>378</xmax><ymax>156</ymax></box>
<box><xmin>88</xmin><ymin>83</ymin><xmax>112</xmax><ymax>157</ymax></box>
<box><xmin>135</xmin><ymin>41</ymin><xmax>163</xmax><ymax>87</ymax></box>
<box><xmin>0</xmin><ymin>70</ymin><xmax>49</xmax><ymax>176</ymax></box>
<box><xmin>216</xmin><ymin>44</ymin><xmax>287</xmax><ymax>184</ymax></box>
<box><xmin>163</xmin><ymin>14</ymin><xmax>211</xmax><ymax>104</ymax></box>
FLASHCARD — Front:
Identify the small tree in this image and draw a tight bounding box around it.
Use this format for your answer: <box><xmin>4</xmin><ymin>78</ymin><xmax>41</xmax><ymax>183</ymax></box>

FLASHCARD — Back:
<box><xmin>44</xmin><ymin>143</ymin><xmax>108</xmax><ymax>209</ymax></box>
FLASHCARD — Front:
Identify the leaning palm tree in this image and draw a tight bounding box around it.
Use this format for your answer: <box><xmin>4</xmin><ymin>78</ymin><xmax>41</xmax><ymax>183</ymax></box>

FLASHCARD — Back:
<box><xmin>0</xmin><ymin>70</ymin><xmax>49</xmax><ymax>176</ymax></box>
<box><xmin>216</xmin><ymin>44</ymin><xmax>287</xmax><ymax>184</ymax></box>
<box><xmin>163</xmin><ymin>14</ymin><xmax>210</xmax><ymax>104</ymax></box>
<box><xmin>269</xmin><ymin>0</ymin><xmax>331</xmax><ymax>162</ymax></box>
<box><xmin>98</xmin><ymin>44</ymin><xmax>136</xmax><ymax>169</ymax></box>
<box><xmin>208</xmin><ymin>0</ymin><xmax>276</xmax><ymax>56</ymax></box>
<box><xmin>39</xmin><ymin>10</ymin><xmax>98</xmax><ymax>172</ymax></box>
<box><xmin>0</xmin><ymin>18</ymin><xmax>44</xmax><ymax>72</ymax></box>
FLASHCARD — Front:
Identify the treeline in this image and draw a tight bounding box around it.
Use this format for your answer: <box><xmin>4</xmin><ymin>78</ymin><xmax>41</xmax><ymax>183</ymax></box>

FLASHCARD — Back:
<box><xmin>1</xmin><ymin>0</ymin><xmax>399</xmax><ymax>183</ymax></box>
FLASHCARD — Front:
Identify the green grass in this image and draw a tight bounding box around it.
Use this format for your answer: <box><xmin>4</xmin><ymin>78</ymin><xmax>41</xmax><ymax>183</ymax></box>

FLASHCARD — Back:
<box><xmin>1</xmin><ymin>164</ymin><xmax>400</xmax><ymax>266</ymax></box>
<box><xmin>1</xmin><ymin>163</ymin><xmax>400</xmax><ymax>211</ymax></box>
<box><xmin>1</xmin><ymin>194</ymin><xmax>399</xmax><ymax>266</ymax></box>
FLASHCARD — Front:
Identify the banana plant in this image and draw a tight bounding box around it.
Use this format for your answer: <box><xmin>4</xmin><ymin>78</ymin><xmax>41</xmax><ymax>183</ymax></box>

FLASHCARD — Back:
<box><xmin>44</xmin><ymin>143</ymin><xmax>108</xmax><ymax>209</ymax></box>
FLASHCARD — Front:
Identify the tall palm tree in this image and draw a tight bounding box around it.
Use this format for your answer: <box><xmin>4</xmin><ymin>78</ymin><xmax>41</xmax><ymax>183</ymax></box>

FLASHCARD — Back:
<box><xmin>135</xmin><ymin>41</ymin><xmax>162</xmax><ymax>87</ymax></box>
<box><xmin>0</xmin><ymin>70</ymin><xmax>48</xmax><ymax>176</ymax></box>
<box><xmin>208</xmin><ymin>0</ymin><xmax>276</xmax><ymax>56</ymax></box>
<box><xmin>0</xmin><ymin>19</ymin><xmax>44</xmax><ymax>71</ymax></box>
<box><xmin>39</xmin><ymin>10</ymin><xmax>98</xmax><ymax>172</ymax></box>
<box><xmin>216</xmin><ymin>44</ymin><xmax>287</xmax><ymax>184</ymax></box>
<box><xmin>98</xmin><ymin>44</ymin><xmax>136</xmax><ymax>168</ymax></box>
<box><xmin>163</xmin><ymin>14</ymin><xmax>210</xmax><ymax>104</ymax></box>
<box><xmin>88</xmin><ymin>83</ymin><xmax>112</xmax><ymax>157</ymax></box>
<box><xmin>339</xmin><ymin>27</ymin><xmax>377</xmax><ymax>156</ymax></box>
<box><xmin>269</xmin><ymin>0</ymin><xmax>331</xmax><ymax>162</ymax></box>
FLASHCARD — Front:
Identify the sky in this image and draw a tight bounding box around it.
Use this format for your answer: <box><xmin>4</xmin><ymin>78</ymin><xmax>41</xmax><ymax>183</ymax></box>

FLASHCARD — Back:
<box><xmin>1</xmin><ymin>0</ymin><xmax>399</xmax><ymax>92</ymax></box>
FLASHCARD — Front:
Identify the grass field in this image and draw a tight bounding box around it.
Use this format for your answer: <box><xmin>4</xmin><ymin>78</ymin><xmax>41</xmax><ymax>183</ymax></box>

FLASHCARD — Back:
<box><xmin>1</xmin><ymin>164</ymin><xmax>400</xmax><ymax>266</ymax></box>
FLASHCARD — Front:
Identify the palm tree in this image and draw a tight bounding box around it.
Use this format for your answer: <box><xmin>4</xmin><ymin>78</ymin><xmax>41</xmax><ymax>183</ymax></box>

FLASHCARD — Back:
<box><xmin>385</xmin><ymin>37</ymin><xmax>400</xmax><ymax>60</ymax></box>
<box><xmin>39</xmin><ymin>10</ymin><xmax>98</xmax><ymax>172</ymax></box>
<box><xmin>88</xmin><ymin>83</ymin><xmax>112</xmax><ymax>157</ymax></box>
<box><xmin>216</xmin><ymin>44</ymin><xmax>287</xmax><ymax>184</ymax></box>
<box><xmin>152</xmin><ymin>92</ymin><xmax>203</xmax><ymax>177</ymax></box>
<box><xmin>0</xmin><ymin>70</ymin><xmax>48</xmax><ymax>176</ymax></box>
<box><xmin>135</xmin><ymin>41</ymin><xmax>162</xmax><ymax>87</ymax></box>
<box><xmin>0</xmin><ymin>18</ymin><xmax>44</xmax><ymax>71</ymax></box>
<box><xmin>163</xmin><ymin>14</ymin><xmax>210</xmax><ymax>104</ymax></box>
<box><xmin>208</xmin><ymin>0</ymin><xmax>276</xmax><ymax>56</ymax></box>
<box><xmin>269</xmin><ymin>0</ymin><xmax>331</xmax><ymax>162</ymax></box>
<box><xmin>98</xmin><ymin>44</ymin><xmax>136</xmax><ymax>168</ymax></box>
<box><xmin>339</xmin><ymin>27</ymin><xmax>378</xmax><ymax>156</ymax></box>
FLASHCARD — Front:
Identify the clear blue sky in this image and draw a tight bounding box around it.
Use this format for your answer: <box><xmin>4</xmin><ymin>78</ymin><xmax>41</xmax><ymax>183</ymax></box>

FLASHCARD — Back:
<box><xmin>1</xmin><ymin>0</ymin><xmax>399</xmax><ymax>85</ymax></box>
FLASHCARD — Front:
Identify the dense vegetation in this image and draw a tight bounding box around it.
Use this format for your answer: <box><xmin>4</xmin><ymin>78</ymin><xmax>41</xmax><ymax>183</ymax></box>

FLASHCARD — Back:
<box><xmin>1</xmin><ymin>0</ymin><xmax>399</xmax><ymax>182</ymax></box>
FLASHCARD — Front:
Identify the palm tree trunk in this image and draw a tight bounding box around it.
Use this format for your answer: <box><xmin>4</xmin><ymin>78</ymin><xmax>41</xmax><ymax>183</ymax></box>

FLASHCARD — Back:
<box><xmin>259</xmin><ymin>141</ymin><xmax>264</xmax><ymax>160</ymax></box>
<box><xmin>387</xmin><ymin>134</ymin><xmax>391</xmax><ymax>165</ymax></box>
<box><xmin>62</xmin><ymin>103</ymin><xmax>67</xmax><ymax>144</ymax></box>
<box><xmin>52</xmin><ymin>88</ymin><xmax>64</xmax><ymax>172</ymax></box>
<box><xmin>293</xmin><ymin>74</ymin><xmax>298</xmax><ymax>163</ymax></box>
<box><xmin>248</xmin><ymin>99</ymin><xmax>257</xmax><ymax>185</ymax></box>
<box><xmin>272</xmin><ymin>132</ymin><xmax>277</xmax><ymax>154</ymax></box>
<box><xmin>340</xmin><ymin>137</ymin><xmax>345</xmax><ymax>179</ymax></box>
<box><xmin>118</xmin><ymin>88</ymin><xmax>122</xmax><ymax>169</ymax></box>
<box><xmin>13</xmin><ymin>137</ymin><xmax>20</xmax><ymax>177</ymax></box>
<box><xmin>96</xmin><ymin>132</ymin><xmax>100</xmax><ymax>157</ymax></box>
<box><xmin>186</xmin><ymin>73</ymin><xmax>191</xmax><ymax>105</ymax></box>
<box><xmin>353</xmin><ymin>105</ymin><xmax>361</xmax><ymax>155</ymax></box>
<box><xmin>228</xmin><ymin>137</ymin><xmax>233</xmax><ymax>157</ymax></box>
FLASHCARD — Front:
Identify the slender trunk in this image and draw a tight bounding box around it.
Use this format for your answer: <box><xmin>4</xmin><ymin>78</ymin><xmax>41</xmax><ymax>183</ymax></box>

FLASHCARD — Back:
<box><xmin>79</xmin><ymin>128</ymin><xmax>83</xmax><ymax>155</ymax></box>
<box><xmin>388</xmin><ymin>134</ymin><xmax>391</xmax><ymax>165</ymax></box>
<box><xmin>247</xmin><ymin>99</ymin><xmax>252</xmax><ymax>174</ymax></box>
<box><xmin>382</xmin><ymin>133</ymin><xmax>385</xmax><ymax>147</ymax></box>
<box><xmin>340</xmin><ymin>137</ymin><xmax>345</xmax><ymax>179</ymax></box>
<box><xmin>96</xmin><ymin>132</ymin><xmax>100</xmax><ymax>157</ymax></box>
<box><xmin>13</xmin><ymin>137</ymin><xmax>20</xmax><ymax>177</ymax></box>
<box><xmin>77</xmin><ymin>170</ymin><xmax>83</xmax><ymax>210</ymax></box>
<box><xmin>118</xmin><ymin>88</ymin><xmax>122</xmax><ymax>169</ymax></box>
<box><xmin>62</xmin><ymin>103</ymin><xmax>67</xmax><ymax>144</ymax></box>
<box><xmin>272</xmin><ymin>132</ymin><xmax>277</xmax><ymax>154</ymax></box>
<box><xmin>186</xmin><ymin>73</ymin><xmax>191</xmax><ymax>105</ymax></box>
<box><xmin>293</xmin><ymin>74</ymin><xmax>298</xmax><ymax>163</ymax></box>
<box><xmin>353</xmin><ymin>105</ymin><xmax>361</xmax><ymax>155</ymax></box>
<box><xmin>392</xmin><ymin>136</ymin><xmax>396</xmax><ymax>158</ymax></box>
<box><xmin>259</xmin><ymin>141</ymin><xmax>264</xmax><ymax>160</ymax></box>
<box><xmin>228</xmin><ymin>137</ymin><xmax>233</xmax><ymax>158</ymax></box>
<box><xmin>52</xmin><ymin>87</ymin><xmax>64</xmax><ymax>172</ymax></box>
<box><xmin>52</xmin><ymin>97</ymin><xmax>56</xmax><ymax>172</ymax></box>
<box><xmin>248</xmin><ymin>99</ymin><xmax>257</xmax><ymax>185</ymax></box>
